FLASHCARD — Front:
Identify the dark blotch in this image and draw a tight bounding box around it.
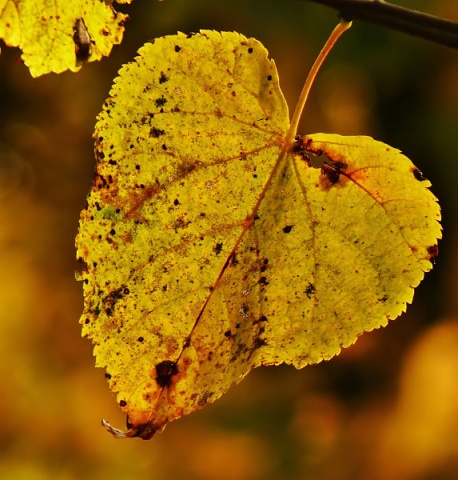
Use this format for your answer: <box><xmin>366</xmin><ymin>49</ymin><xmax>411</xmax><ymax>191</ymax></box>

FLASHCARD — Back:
<box><xmin>321</xmin><ymin>163</ymin><xmax>341</xmax><ymax>184</ymax></box>
<box><xmin>305</xmin><ymin>282</ymin><xmax>315</xmax><ymax>299</ymax></box>
<box><xmin>253</xmin><ymin>337</ymin><xmax>267</xmax><ymax>350</ymax></box>
<box><xmin>103</xmin><ymin>287</ymin><xmax>125</xmax><ymax>315</ymax></box>
<box><xmin>73</xmin><ymin>18</ymin><xmax>92</xmax><ymax>62</ymax></box>
<box><xmin>159</xmin><ymin>72</ymin><xmax>169</xmax><ymax>84</ymax></box>
<box><xmin>214</xmin><ymin>242</ymin><xmax>223</xmax><ymax>255</ymax></box>
<box><xmin>427</xmin><ymin>245</ymin><xmax>439</xmax><ymax>263</ymax></box>
<box><xmin>283</xmin><ymin>225</ymin><xmax>293</xmax><ymax>233</ymax></box>
<box><xmin>413</xmin><ymin>167</ymin><xmax>426</xmax><ymax>181</ymax></box>
<box><xmin>320</xmin><ymin>159</ymin><xmax>348</xmax><ymax>188</ymax></box>
<box><xmin>119</xmin><ymin>400</ymin><xmax>127</xmax><ymax>407</ymax></box>
<box><xmin>150</xmin><ymin>128</ymin><xmax>165</xmax><ymax>140</ymax></box>
<box><xmin>174</xmin><ymin>45</ymin><xmax>182</xmax><ymax>52</ymax></box>
<box><xmin>155</xmin><ymin>360</ymin><xmax>179</xmax><ymax>388</ymax></box>
<box><xmin>129</xmin><ymin>422</ymin><xmax>161</xmax><ymax>440</ymax></box>
<box><xmin>155</xmin><ymin>96</ymin><xmax>167</xmax><ymax>108</ymax></box>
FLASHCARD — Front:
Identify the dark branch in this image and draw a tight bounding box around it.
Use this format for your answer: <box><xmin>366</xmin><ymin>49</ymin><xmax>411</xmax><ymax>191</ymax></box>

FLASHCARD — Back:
<box><xmin>304</xmin><ymin>0</ymin><xmax>458</xmax><ymax>48</ymax></box>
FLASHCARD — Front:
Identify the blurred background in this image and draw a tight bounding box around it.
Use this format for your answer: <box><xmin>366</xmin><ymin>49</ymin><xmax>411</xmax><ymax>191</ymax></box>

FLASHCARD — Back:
<box><xmin>1</xmin><ymin>0</ymin><xmax>457</xmax><ymax>478</ymax></box>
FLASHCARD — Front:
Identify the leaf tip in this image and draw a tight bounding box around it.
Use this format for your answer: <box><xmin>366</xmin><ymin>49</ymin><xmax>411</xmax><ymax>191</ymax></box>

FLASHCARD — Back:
<box><xmin>101</xmin><ymin>419</ymin><xmax>128</xmax><ymax>439</ymax></box>
<box><xmin>101</xmin><ymin>417</ymin><xmax>164</xmax><ymax>440</ymax></box>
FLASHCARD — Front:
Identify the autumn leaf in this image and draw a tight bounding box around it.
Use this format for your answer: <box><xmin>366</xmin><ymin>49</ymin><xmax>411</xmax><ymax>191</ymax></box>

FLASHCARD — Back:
<box><xmin>0</xmin><ymin>0</ymin><xmax>129</xmax><ymax>77</ymax></box>
<box><xmin>76</xmin><ymin>27</ymin><xmax>441</xmax><ymax>439</ymax></box>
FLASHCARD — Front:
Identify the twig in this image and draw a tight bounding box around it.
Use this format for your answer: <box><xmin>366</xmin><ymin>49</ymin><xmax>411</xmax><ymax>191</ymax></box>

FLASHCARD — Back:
<box><xmin>303</xmin><ymin>0</ymin><xmax>458</xmax><ymax>48</ymax></box>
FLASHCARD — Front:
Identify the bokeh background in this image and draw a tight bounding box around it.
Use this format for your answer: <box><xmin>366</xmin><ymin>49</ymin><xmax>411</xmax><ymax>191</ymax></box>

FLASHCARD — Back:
<box><xmin>1</xmin><ymin>0</ymin><xmax>457</xmax><ymax>478</ymax></box>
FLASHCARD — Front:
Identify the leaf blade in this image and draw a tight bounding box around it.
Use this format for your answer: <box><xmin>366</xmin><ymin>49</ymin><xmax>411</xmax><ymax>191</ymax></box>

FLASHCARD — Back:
<box><xmin>0</xmin><ymin>0</ymin><xmax>128</xmax><ymax>76</ymax></box>
<box><xmin>76</xmin><ymin>33</ymin><xmax>441</xmax><ymax>438</ymax></box>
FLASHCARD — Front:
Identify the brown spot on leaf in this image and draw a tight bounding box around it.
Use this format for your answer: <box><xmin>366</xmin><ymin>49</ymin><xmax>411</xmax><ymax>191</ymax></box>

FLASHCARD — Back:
<box><xmin>299</xmin><ymin>138</ymin><xmax>349</xmax><ymax>189</ymax></box>
<box><xmin>125</xmin><ymin>420</ymin><xmax>162</xmax><ymax>440</ymax></box>
<box><xmin>73</xmin><ymin>18</ymin><xmax>92</xmax><ymax>63</ymax></box>
<box><xmin>155</xmin><ymin>360</ymin><xmax>178</xmax><ymax>388</ymax></box>
<box><xmin>291</xmin><ymin>136</ymin><xmax>312</xmax><ymax>165</ymax></box>
<box><xmin>320</xmin><ymin>160</ymin><xmax>348</xmax><ymax>189</ymax></box>
<box><xmin>176</xmin><ymin>161</ymin><xmax>196</xmax><ymax>179</ymax></box>
<box><xmin>155</xmin><ymin>95</ymin><xmax>167</xmax><ymax>108</ymax></box>
<box><xmin>305</xmin><ymin>282</ymin><xmax>315</xmax><ymax>299</ymax></box>
<box><xmin>126</xmin><ymin>182</ymin><xmax>160</xmax><ymax>219</ymax></box>
<box><xmin>427</xmin><ymin>244</ymin><xmax>439</xmax><ymax>262</ymax></box>
<box><xmin>150</xmin><ymin>127</ymin><xmax>165</xmax><ymax>138</ymax></box>
<box><xmin>76</xmin><ymin>257</ymin><xmax>89</xmax><ymax>276</ymax></box>
<box><xmin>412</xmin><ymin>167</ymin><xmax>426</xmax><ymax>181</ymax></box>
<box><xmin>103</xmin><ymin>286</ymin><xmax>125</xmax><ymax>315</ymax></box>
<box><xmin>252</xmin><ymin>337</ymin><xmax>267</xmax><ymax>351</ymax></box>
<box><xmin>172</xmin><ymin>215</ymin><xmax>191</xmax><ymax>231</ymax></box>
<box><xmin>198</xmin><ymin>391</ymin><xmax>214</xmax><ymax>407</ymax></box>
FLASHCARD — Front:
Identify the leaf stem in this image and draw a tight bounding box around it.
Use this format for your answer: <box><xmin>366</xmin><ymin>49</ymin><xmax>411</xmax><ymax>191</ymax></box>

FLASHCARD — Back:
<box><xmin>285</xmin><ymin>19</ymin><xmax>352</xmax><ymax>148</ymax></box>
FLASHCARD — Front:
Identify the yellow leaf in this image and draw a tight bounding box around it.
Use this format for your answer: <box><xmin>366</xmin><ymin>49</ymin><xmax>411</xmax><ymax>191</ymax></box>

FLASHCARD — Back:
<box><xmin>76</xmin><ymin>30</ymin><xmax>441</xmax><ymax>438</ymax></box>
<box><xmin>0</xmin><ymin>0</ymin><xmax>129</xmax><ymax>77</ymax></box>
